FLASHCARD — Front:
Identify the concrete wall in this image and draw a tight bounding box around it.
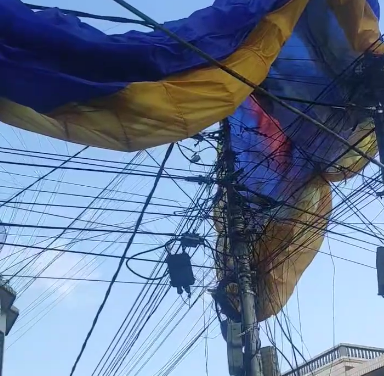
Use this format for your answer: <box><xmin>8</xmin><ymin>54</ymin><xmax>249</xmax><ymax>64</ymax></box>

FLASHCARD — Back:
<box><xmin>301</xmin><ymin>355</ymin><xmax>384</xmax><ymax>376</ymax></box>
<box><xmin>306</xmin><ymin>358</ymin><xmax>365</xmax><ymax>376</ymax></box>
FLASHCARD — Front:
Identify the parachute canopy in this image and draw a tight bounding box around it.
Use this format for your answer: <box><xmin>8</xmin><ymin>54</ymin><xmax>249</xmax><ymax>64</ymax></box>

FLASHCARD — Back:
<box><xmin>213</xmin><ymin>0</ymin><xmax>382</xmax><ymax>320</ymax></box>
<box><xmin>213</xmin><ymin>101</ymin><xmax>376</xmax><ymax>323</ymax></box>
<box><xmin>0</xmin><ymin>0</ymin><xmax>382</xmax><ymax>323</ymax></box>
<box><xmin>0</xmin><ymin>0</ymin><xmax>382</xmax><ymax>151</ymax></box>
<box><xmin>1</xmin><ymin>0</ymin><xmax>291</xmax><ymax>112</ymax></box>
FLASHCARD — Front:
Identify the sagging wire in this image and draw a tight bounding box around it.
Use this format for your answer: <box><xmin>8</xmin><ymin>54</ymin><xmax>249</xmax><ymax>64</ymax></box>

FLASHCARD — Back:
<box><xmin>92</xmin><ymin>164</ymin><xmax>218</xmax><ymax>376</ymax></box>
<box><xmin>69</xmin><ymin>143</ymin><xmax>175</xmax><ymax>376</ymax></box>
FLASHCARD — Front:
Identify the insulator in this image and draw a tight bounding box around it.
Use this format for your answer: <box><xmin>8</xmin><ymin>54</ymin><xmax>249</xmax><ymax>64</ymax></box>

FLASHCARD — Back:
<box><xmin>167</xmin><ymin>252</ymin><xmax>195</xmax><ymax>296</ymax></box>
<box><xmin>377</xmin><ymin>247</ymin><xmax>384</xmax><ymax>297</ymax></box>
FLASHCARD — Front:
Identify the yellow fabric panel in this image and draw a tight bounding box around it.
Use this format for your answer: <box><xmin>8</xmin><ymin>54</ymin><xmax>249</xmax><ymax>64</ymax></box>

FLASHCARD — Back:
<box><xmin>328</xmin><ymin>0</ymin><xmax>384</xmax><ymax>53</ymax></box>
<box><xmin>213</xmin><ymin>178</ymin><xmax>332</xmax><ymax>322</ymax></box>
<box><xmin>0</xmin><ymin>0</ymin><xmax>308</xmax><ymax>152</ymax></box>
<box><xmin>258</xmin><ymin>181</ymin><xmax>331</xmax><ymax>320</ymax></box>
<box><xmin>323</xmin><ymin>118</ymin><xmax>377</xmax><ymax>182</ymax></box>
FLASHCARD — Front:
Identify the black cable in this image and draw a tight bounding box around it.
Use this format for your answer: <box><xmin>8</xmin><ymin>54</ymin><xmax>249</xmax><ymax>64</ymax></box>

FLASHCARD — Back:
<box><xmin>25</xmin><ymin>3</ymin><xmax>152</xmax><ymax>27</ymax></box>
<box><xmin>8</xmin><ymin>156</ymin><xmax>218</xmax><ymax>363</ymax></box>
<box><xmin>0</xmin><ymin>146</ymin><xmax>88</xmax><ymax>209</ymax></box>
<box><xmin>125</xmin><ymin>246</ymin><xmax>169</xmax><ymax>281</ymax></box>
<box><xmin>81</xmin><ymin>155</ymin><xmax>180</xmax><ymax>374</ymax></box>
<box><xmin>9</xmin><ymin>235</ymin><xmax>168</xmax><ymax>345</ymax></box>
<box><xmin>0</xmin><ymin>145</ymin><xmax>204</xmax><ymax>175</ymax></box>
<box><xmin>0</xmin><ymin>185</ymin><xmax>189</xmax><ymax>210</ymax></box>
<box><xmin>266</xmin><ymin>156</ymin><xmax>382</xmax><ymax>263</ymax></box>
<box><xmin>154</xmin><ymin>317</ymin><xmax>215</xmax><ymax>376</ymax></box>
<box><xmin>69</xmin><ymin>143</ymin><xmax>174</xmax><ymax>376</ymax></box>
<box><xmin>112</xmin><ymin>204</ymin><xmax>218</xmax><ymax>376</ymax></box>
<box><xmin>0</xmin><ymin>170</ymin><xmax>184</xmax><ymax>204</ymax></box>
<box><xmin>0</xmin><ymin>222</ymin><xmax>175</xmax><ymax>236</ymax></box>
<box><xmin>0</xmin><ymin>200</ymin><xmax>186</xmax><ymax>218</ymax></box>
<box><xmin>0</xmin><ymin>274</ymin><xmax>213</xmax><ymax>286</ymax></box>
<box><xmin>0</xmin><ymin>241</ymin><xmax>221</xmax><ymax>270</ymax></box>
<box><xmin>234</xmin><ymin>99</ymin><xmax>380</xmax><ymax>270</ymax></box>
<box><xmin>7</xmin><ymin>152</ymin><xmax>152</xmax><ymax>334</ymax></box>
<box><xmin>95</xmin><ymin>165</ymin><xmax>218</xmax><ymax>376</ymax></box>
<box><xmin>123</xmin><ymin>291</ymin><xmax>215</xmax><ymax>376</ymax></box>
<box><xmin>94</xmin><ymin>268</ymin><xmax>169</xmax><ymax>376</ymax></box>
<box><xmin>0</xmin><ymin>158</ymin><xmax>203</xmax><ymax>181</ymax></box>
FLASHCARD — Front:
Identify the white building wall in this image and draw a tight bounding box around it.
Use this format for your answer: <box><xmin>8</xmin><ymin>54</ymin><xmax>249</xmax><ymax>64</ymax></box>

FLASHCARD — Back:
<box><xmin>348</xmin><ymin>355</ymin><xmax>384</xmax><ymax>376</ymax></box>
<box><xmin>299</xmin><ymin>355</ymin><xmax>384</xmax><ymax>376</ymax></box>
<box><xmin>303</xmin><ymin>358</ymin><xmax>364</xmax><ymax>376</ymax></box>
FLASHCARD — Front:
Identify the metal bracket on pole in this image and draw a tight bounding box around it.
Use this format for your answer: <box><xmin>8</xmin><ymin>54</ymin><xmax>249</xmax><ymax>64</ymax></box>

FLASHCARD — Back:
<box><xmin>227</xmin><ymin>320</ymin><xmax>244</xmax><ymax>376</ymax></box>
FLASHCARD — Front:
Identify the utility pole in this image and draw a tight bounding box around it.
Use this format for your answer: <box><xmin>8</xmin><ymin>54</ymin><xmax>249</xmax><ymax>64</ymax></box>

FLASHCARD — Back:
<box><xmin>221</xmin><ymin>118</ymin><xmax>263</xmax><ymax>376</ymax></box>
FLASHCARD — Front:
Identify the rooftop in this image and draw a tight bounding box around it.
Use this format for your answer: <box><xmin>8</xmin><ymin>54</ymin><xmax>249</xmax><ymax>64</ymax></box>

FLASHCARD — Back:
<box><xmin>282</xmin><ymin>343</ymin><xmax>384</xmax><ymax>376</ymax></box>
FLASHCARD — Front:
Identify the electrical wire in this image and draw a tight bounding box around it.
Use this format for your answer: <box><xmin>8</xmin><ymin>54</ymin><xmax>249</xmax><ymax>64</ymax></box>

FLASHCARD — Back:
<box><xmin>69</xmin><ymin>143</ymin><xmax>174</xmax><ymax>375</ymax></box>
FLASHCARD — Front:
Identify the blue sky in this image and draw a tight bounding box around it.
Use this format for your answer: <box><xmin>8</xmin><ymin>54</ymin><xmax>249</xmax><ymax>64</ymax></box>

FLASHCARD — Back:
<box><xmin>2</xmin><ymin>1</ymin><xmax>384</xmax><ymax>375</ymax></box>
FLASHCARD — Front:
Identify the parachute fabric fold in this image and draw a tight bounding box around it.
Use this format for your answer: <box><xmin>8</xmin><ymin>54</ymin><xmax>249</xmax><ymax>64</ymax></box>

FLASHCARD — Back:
<box><xmin>0</xmin><ymin>0</ymin><xmax>293</xmax><ymax>112</ymax></box>
<box><xmin>328</xmin><ymin>0</ymin><xmax>383</xmax><ymax>53</ymax></box>
<box><xmin>323</xmin><ymin>118</ymin><xmax>377</xmax><ymax>182</ymax></box>
<box><xmin>0</xmin><ymin>0</ymin><xmax>382</xmax><ymax>151</ymax></box>
<box><xmin>212</xmin><ymin>98</ymin><xmax>378</xmax><ymax>321</ymax></box>
<box><xmin>0</xmin><ymin>0</ymin><xmax>381</xmax><ymax>327</ymax></box>
<box><xmin>213</xmin><ymin>178</ymin><xmax>332</xmax><ymax>322</ymax></box>
<box><xmin>227</xmin><ymin>97</ymin><xmax>378</xmax><ymax>210</ymax></box>
<box><xmin>262</xmin><ymin>0</ymin><xmax>382</xmax><ymax>170</ymax></box>
<box><xmin>0</xmin><ymin>0</ymin><xmax>309</xmax><ymax>151</ymax></box>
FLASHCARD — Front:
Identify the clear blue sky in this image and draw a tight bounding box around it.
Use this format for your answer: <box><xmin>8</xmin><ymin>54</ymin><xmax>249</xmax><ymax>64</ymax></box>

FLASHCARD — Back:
<box><xmin>2</xmin><ymin>1</ymin><xmax>384</xmax><ymax>375</ymax></box>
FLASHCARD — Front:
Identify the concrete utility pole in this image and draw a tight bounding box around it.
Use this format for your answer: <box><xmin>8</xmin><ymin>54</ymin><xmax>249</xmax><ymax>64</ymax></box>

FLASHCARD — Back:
<box><xmin>0</xmin><ymin>279</ymin><xmax>19</xmax><ymax>375</ymax></box>
<box><xmin>222</xmin><ymin>119</ymin><xmax>263</xmax><ymax>376</ymax></box>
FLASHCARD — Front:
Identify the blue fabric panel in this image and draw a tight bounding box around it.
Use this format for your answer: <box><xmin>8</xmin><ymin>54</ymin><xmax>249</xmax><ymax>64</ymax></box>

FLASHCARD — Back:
<box><xmin>231</xmin><ymin>0</ymin><xmax>381</xmax><ymax>208</ymax></box>
<box><xmin>368</xmin><ymin>0</ymin><xmax>380</xmax><ymax>19</ymax></box>
<box><xmin>230</xmin><ymin>97</ymin><xmax>314</xmax><ymax>210</ymax></box>
<box><xmin>0</xmin><ymin>0</ymin><xmax>289</xmax><ymax>112</ymax></box>
<box><xmin>265</xmin><ymin>0</ymin><xmax>368</xmax><ymax>167</ymax></box>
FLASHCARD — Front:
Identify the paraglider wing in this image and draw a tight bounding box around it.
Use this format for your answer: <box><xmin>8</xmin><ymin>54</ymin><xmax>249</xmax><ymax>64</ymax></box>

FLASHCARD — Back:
<box><xmin>4</xmin><ymin>0</ymin><xmax>382</xmax><ymax>151</ymax></box>
<box><xmin>213</xmin><ymin>98</ymin><xmax>377</xmax><ymax>323</ymax></box>
<box><xmin>212</xmin><ymin>0</ymin><xmax>382</xmax><ymax>324</ymax></box>
<box><xmin>0</xmin><ymin>0</ymin><xmax>292</xmax><ymax>112</ymax></box>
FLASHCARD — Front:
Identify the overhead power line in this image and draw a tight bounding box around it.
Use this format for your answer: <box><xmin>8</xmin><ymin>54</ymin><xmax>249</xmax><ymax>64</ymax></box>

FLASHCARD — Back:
<box><xmin>69</xmin><ymin>143</ymin><xmax>175</xmax><ymax>376</ymax></box>
<box><xmin>0</xmin><ymin>274</ymin><xmax>213</xmax><ymax>287</ymax></box>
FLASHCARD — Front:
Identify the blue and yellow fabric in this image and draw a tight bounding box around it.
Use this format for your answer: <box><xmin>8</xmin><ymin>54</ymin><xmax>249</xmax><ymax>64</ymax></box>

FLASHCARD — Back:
<box><xmin>0</xmin><ymin>0</ymin><xmax>382</xmax><ymax>322</ymax></box>
<box><xmin>213</xmin><ymin>102</ymin><xmax>376</xmax><ymax>322</ymax></box>
<box><xmin>224</xmin><ymin>0</ymin><xmax>381</xmax><ymax>242</ymax></box>
<box><xmin>213</xmin><ymin>175</ymin><xmax>333</xmax><ymax>321</ymax></box>
<box><xmin>212</xmin><ymin>0</ymin><xmax>381</xmax><ymax>322</ymax></box>
<box><xmin>0</xmin><ymin>0</ymin><xmax>381</xmax><ymax>152</ymax></box>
